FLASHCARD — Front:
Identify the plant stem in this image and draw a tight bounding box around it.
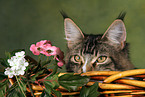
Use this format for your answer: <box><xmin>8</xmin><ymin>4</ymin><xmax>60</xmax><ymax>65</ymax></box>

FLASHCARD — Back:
<box><xmin>25</xmin><ymin>70</ymin><xmax>35</xmax><ymax>97</ymax></box>
<box><xmin>38</xmin><ymin>54</ymin><xmax>41</xmax><ymax>62</ymax></box>
<box><xmin>46</xmin><ymin>56</ymin><xmax>49</xmax><ymax>61</ymax></box>
<box><xmin>19</xmin><ymin>77</ymin><xmax>35</xmax><ymax>97</ymax></box>
<box><xmin>15</xmin><ymin>76</ymin><xmax>26</xmax><ymax>97</ymax></box>
<box><xmin>27</xmin><ymin>81</ymin><xmax>35</xmax><ymax>97</ymax></box>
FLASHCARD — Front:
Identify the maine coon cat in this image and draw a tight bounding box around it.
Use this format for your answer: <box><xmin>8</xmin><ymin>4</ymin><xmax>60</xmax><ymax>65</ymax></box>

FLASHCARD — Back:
<box><xmin>63</xmin><ymin>12</ymin><xmax>135</xmax><ymax>73</ymax></box>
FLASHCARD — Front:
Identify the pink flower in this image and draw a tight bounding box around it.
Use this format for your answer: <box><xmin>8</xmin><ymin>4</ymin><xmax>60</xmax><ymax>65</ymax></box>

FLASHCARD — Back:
<box><xmin>43</xmin><ymin>46</ymin><xmax>65</xmax><ymax>67</ymax></box>
<box><xmin>53</xmin><ymin>48</ymin><xmax>65</xmax><ymax>67</ymax></box>
<box><xmin>57</xmin><ymin>60</ymin><xmax>64</xmax><ymax>67</ymax></box>
<box><xmin>30</xmin><ymin>44</ymin><xmax>41</xmax><ymax>55</ymax></box>
<box><xmin>43</xmin><ymin>45</ymin><xmax>65</xmax><ymax>67</ymax></box>
<box><xmin>30</xmin><ymin>40</ymin><xmax>52</xmax><ymax>55</ymax></box>
<box><xmin>30</xmin><ymin>40</ymin><xmax>65</xmax><ymax>67</ymax></box>
<box><xmin>41</xmin><ymin>46</ymin><xmax>58</xmax><ymax>56</ymax></box>
<box><xmin>36</xmin><ymin>40</ymin><xmax>51</xmax><ymax>48</ymax></box>
<box><xmin>42</xmin><ymin>45</ymin><xmax>64</xmax><ymax>58</ymax></box>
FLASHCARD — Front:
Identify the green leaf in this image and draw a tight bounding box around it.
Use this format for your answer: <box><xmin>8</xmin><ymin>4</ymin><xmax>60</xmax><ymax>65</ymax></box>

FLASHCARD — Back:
<box><xmin>50</xmin><ymin>64</ymin><xmax>59</xmax><ymax>76</ymax></box>
<box><xmin>42</xmin><ymin>60</ymin><xmax>51</xmax><ymax>67</ymax></box>
<box><xmin>40</xmin><ymin>90</ymin><xmax>50</xmax><ymax>97</ymax></box>
<box><xmin>7</xmin><ymin>79</ymin><xmax>27</xmax><ymax>97</ymax></box>
<box><xmin>43</xmin><ymin>74</ymin><xmax>60</xmax><ymax>96</ymax></box>
<box><xmin>33</xmin><ymin>62</ymin><xmax>41</xmax><ymax>73</ymax></box>
<box><xmin>41</xmin><ymin>89</ymin><xmax>61</xmax><ymax>97</ymax></box>
<box><xmin>44</xmin><ymin>84</ymin><xmax>51</xmax><ymax>95</ymax></box>
<box><xmin>51</xmin><ymin>89</ymin><xmax>62</xmax><ymax>97</ymax></box>
<box><xmin>0</xmin><ymin>72</ymin><xmax>8</xmax><ymax>80</ymax></box>
<box><xmin>43</xmin><ymin>89</ymin><xmax>62</xmax><ymax>97</ymax></box>
<box><xmin>44</xmin><ymin>73</ymin><xmax>59</xmax><ymax>89</ymax></box>
<box><xmin>7</xmin><ymin>84</ymin><xmax>25</xmax><ymax>97</ymax></box>
<box><xmin>0</xmin><ymin>58</ymin><xmax>9</xmax><ymax>67</ymax></box>
<box><xmin>79</xmin><ymin>82</ymin><xmax>100</xmax><ymax>97</ymax></box>
<box><xmin>0</xmin><ymin>79</ymin><xmax>9</xmax><ymax>87</ymax></box>
<box><xmin>31</xmin><ymin>70</ymin><xmax>44</xmax><ymax>81</ymax></box>
<box><xmin>58</xmin><ymin>74</ymin><xmax>90</xmax><ymax>91</ymax></box>
<box><xmin>0</xmin><ymin>79</ymin><xmax>9</xmax><ymax>97</ymax></box>
<box><xmin>0</xmin><ymin>85</ymin><xmax>7</xmax><ymax>97</ymax></box>
<box><xmin>5</xmin><ymin>52</ymin><xmax>11</xmax><ymax>59</ymax></box>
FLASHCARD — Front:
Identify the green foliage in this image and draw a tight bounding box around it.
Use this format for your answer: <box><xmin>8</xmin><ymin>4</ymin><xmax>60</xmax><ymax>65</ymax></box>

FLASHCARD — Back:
<box><xmin>59</xmin><ymin>73</ymin><xmax>90</xmax><ymax>91</ymax></box>
<box><xmin>0</xmin><ymin>79</ymin><xmax>9</xmax><ymax>97</ymax></box>
<box><xmin>0</xmin><ymin>50</ymin><xmax>100</xmax><ymax>97</ymax></box>
<box><xmin>31</xmin><ymin>70</ymin><xmax>44</xmax><ymax>81</ymax></box>
<box><xmin>0</xmin><ymin>58</ymin><xmax>9</xmax><ymax>67</ymax></box>
<box><xmin>6</xmin><ymin>80</ymin><xmax>27</xmax><ymax>97</ymax></box>
<box><xmin>0</xmin><ymin>66</ymin><xmax>9</xmax><ymax>97</ymax></box>
<box><xmin>0</xmin><ymin>72</ymin><xmax>8</xmax><ymax>80</ymax></box>
<box><xmin>43</xmin><ymin>74</ymin><xmax>60</xmax><ymax>96</ymax></box>
<box><xmin>79</xmin><ymin>82</ymin><xmax>100</xmax><ymax>97</ymax></box>
<box><xmin>0</xmin><ymin>49</ymin><xmax>25</xmax><ymax>68</ymax></box>
<box><xmin>40</xmin><ymin>90</ymin><xmax>62</xmax><ymax>97</ymax></box>
<box><xmin>44</xmin><ymin>74</ymin><xmax>59</xmax><ymax>89</ymax></box>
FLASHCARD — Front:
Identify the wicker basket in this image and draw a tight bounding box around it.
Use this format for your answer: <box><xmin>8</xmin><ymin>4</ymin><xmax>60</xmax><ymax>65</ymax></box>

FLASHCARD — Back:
<box><xmin>9</xmin><ymin>69</ymin><xmax>145</xmax><ymax>97</ymax></box>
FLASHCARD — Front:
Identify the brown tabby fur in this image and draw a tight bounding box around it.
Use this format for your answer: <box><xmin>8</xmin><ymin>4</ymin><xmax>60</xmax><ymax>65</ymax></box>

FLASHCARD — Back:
<box><xmin>63</xmin><ymin>13</ymin><xmax>135</xmax><ymax>73</ymax></box>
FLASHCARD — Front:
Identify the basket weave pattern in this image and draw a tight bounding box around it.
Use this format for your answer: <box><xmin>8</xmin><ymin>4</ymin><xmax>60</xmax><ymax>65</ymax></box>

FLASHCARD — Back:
<box><xmin>10</xmin><ymin>69</ymin><xmax>145</xmax><ymax>97</ymax></box>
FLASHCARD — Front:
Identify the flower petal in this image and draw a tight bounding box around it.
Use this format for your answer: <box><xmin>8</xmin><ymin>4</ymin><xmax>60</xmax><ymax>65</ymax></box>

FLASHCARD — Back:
<box><xmin>15</xmin><ymin>51</ymin><xmax>25</xmax><ymax>57</ymax></box>
<box><xmin>30</xmin><ymin>44</ymin><xmax>40</xmax><ymax>55</ymax></box>
<box><xmin>36</xmin><ymin>40</ymin><xmax>52</xmax><ymax>47</ymax></box>
<box><xmin>57</xmin><ymin>60</ymin><xmax>64</xmax><ymax>67</ymax></box>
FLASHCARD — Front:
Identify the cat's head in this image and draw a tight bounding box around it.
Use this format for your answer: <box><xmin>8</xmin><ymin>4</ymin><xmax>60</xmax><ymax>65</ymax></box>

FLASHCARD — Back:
<box><xmin>64</xmin><ymin>13</ymin><xmax>134</xmax><ymax>73</ymax></box>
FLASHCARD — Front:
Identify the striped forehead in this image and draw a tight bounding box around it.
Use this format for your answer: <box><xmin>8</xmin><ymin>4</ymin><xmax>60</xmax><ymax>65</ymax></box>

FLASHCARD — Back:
<box><xmin>82</xmin><ymin>35</ymin><xmax>102</xmax><ymax>54</ymax></box>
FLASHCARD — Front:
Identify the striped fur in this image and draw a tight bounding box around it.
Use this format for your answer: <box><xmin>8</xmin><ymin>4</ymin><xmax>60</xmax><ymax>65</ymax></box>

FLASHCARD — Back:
<box><xmin>64</xmin><ymin>13</ymin><xmax>135</xmax><ymax>73</ymax></box>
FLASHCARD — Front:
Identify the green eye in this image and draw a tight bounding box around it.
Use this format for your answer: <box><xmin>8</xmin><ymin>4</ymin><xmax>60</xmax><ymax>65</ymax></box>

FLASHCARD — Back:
<box><xmin>73</xmin><ymin>55</ymin><xmax>82</xmax><ymax>62</ymax></box>
<box><xmin>96</xmin><ymin>56</ymin><xmax>107</xmax><ymax>63</ymax></box>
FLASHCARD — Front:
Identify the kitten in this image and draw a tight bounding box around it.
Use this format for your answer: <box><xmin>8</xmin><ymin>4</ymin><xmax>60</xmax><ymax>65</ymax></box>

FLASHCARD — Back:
<box><xmin>63</xmin><ymin>12</ymin><xmax>135</xmax><ymax>73</ymax></box>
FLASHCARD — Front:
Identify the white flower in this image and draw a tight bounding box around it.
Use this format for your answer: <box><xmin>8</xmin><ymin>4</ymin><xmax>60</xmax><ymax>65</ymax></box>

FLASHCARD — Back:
<box><xmin>19</xmin><ymin>65</ymin><xmax>26</xmax><ymax>71</ymax></box>
<box><xmin>13</xmin><ymin>69</ymin><xmax>25</xmax><ymax>76</ymax></box>
<box><xmin>4</xmin><ymin>51</ymin><xmax>29</xmax><ymax>78</ymax></box>
<box><xmin>17</xmin><ymin>69</ymin><xmax>25</xmax><ymax>75</ymax></box>
<box><xmin>15</xmin><ymin>51</ymin><xmax>25</xmax><ymax>57</ymax></box>
<box><xmin>4</xmin><ymin>67</ymin><xmax>14</xmax><ymax>78</ymax></box>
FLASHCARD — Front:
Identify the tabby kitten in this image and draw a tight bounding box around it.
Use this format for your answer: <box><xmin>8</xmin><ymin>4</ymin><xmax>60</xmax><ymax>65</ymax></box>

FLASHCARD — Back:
<box><xmin>63</xmin><ymin>13</ymin><xmax>135</xmax><ymax>73</ymax></box>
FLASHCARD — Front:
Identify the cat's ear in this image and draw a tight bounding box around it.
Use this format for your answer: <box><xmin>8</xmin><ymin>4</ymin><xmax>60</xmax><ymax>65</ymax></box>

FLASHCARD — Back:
<box><xmin>64</xmin><ymin>18</ymin><xmax>84</xmax><ymax>48</ymax></box>
<box><xmin>102</xmin><ymin>19</ymin><xmax>126</xmax><ymax>49</ymax></box>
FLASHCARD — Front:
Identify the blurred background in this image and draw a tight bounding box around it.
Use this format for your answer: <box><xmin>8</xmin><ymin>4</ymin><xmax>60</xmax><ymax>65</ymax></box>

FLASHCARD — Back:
<box><xmin>0</xmin><ymin>0</ymin><xmax>145</xmax><ymax>69</ymax></box>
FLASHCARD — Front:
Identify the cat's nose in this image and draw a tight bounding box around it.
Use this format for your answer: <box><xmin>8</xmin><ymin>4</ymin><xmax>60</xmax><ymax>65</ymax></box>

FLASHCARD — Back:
<box><xmin>82</xmin><ymin>61</ymin><xmax>88</xmax><ymax>73</ymax></box>
<box><xmin>82</xmin><ymin>62</ymin><xmax>93</xmax><ymax>73</ymax></box>
<box><xmin>81</xmin><ymin>62</ymin><xmax>96</xmax><ymax>73</ymax></box>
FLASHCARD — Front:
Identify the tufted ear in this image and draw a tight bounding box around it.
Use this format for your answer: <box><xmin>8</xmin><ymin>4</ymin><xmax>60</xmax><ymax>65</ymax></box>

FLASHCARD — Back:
<box><xmin>102</xmin><ymin>19</ymin><xmax>126</xmax><ymax>49</ymax></box>
<box><xmin>64</xmin><ymin>18</ymin><xmax>84</xmax><ymax>48</ymax></box>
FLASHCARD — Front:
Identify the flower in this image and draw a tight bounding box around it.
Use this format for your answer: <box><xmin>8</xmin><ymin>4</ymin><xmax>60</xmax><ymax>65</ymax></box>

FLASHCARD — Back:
<box><xmin>4</xmin><ymin>67</ymin><xmax>14</xmax><ymax>78</ymax></box>
<box><xmin>14</xmin><ymin>69</ymin><xmax>25</xmax><ymax>75</ymax></box>
<box><xmin>42</xmin><ymin>46</ymin><xmax>59</xmax><ymax>56</ymax></box>
<box><xmin>15</xmin><ymin>51</ymin><xmax>25</xmax><ymax>58</ymax></box>
<box><xmin>42</xmin><ymin>46</ymin><xmax>65</xmax><ymax>67</ymax></box>
<box><xmin>30</xmin><ymin>40</ymin><xmax>65</xmax><ymax>67</ymax></box>
<box><xmin>30</xmin><ymin>40</ymin><xmax>52</xmax><ymax>55</ymax></box>
<box><xmin>4</xmin><ymin>51</ymin><xmax>29</xmax><ymax>78</ymax></box>
<box><xmin>36</xmin><ymin>40</ymin><xmax>51</xmax><ymax>47</ymax></box>
<box><xmin>57</xmin><ymin>60</ymin><xmax>64</xmax><ymax>67</ymax></box>
<box><xmin>30</xmin><ymin>44</ymin><xmax>41</xmax><ymax>55</ymax></box>
<box><xmin>54</xmin><ymin>48</ymin><xmax>64</xmax><ymax>61</ymax></box>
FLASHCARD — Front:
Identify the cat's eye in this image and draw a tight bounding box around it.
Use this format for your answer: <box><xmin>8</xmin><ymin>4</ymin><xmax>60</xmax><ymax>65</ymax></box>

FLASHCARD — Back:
<box><xmin>73</xmin><ymin>55</ymin><xmax>82</xmax><ymax>62</ymax></box>
<box><xmin>96</xmin><ymin>56</ymin><xmax>107</xmax><ymax>63</ymax></box>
